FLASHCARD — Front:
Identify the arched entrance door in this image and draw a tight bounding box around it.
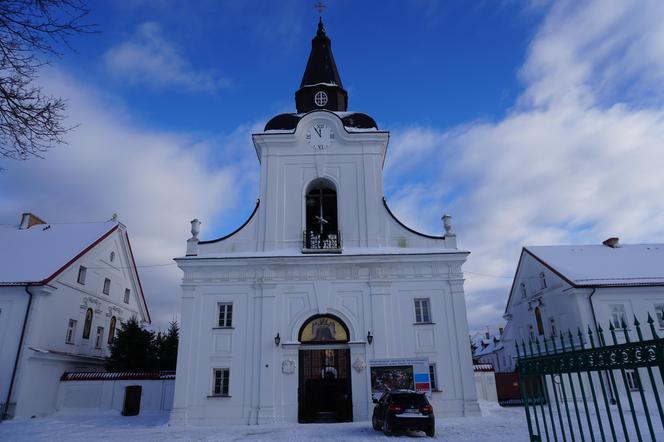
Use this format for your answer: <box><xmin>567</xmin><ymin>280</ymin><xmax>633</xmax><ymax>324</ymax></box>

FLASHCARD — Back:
<box><xmin>298</xmin><ymin>314</ymin><xmax>353</xmax><ymax>423</ymax></box>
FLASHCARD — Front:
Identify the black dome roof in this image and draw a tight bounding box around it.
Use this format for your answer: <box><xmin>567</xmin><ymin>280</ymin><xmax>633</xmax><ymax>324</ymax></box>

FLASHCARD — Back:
<box><xmin>264</xmin><ymin>112</ymin><xmax>378</xmax><ymax>132</ymax></box>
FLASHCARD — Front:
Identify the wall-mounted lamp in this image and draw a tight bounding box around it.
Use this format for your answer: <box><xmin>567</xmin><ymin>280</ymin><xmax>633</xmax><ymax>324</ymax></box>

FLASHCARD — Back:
<box><xmin>367</xmin><ymin>331</ymin><xmax>373</xmax><ymax>345</ymax></box>
<box><xmin>274</xmin><ymin>333</ymin><xmax>281</xmax><ymax>347</ymax></box>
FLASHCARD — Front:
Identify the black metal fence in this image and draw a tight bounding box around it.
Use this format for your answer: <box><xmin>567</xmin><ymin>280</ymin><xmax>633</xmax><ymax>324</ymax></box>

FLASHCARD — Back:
<box><xmin>516</xmin><ymin>314</ymin><xmax>664</xmax><ymax>442</ymax></box>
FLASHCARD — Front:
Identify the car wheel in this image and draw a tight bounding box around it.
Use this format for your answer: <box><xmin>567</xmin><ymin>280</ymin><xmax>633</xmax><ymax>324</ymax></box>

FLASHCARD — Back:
<box><xmin>383</xmin><ymin>418</ymin><xmax>391</xmax><ymax>435</ymax></box>
<box><xmin>426</xmin><ymin>426</ymin><xmax>435</xmax><ymax>437</ymax></box>
<box><xmin>372</xmin><ymin>416</ymin><xmax>379</xmax><ymax>431</ymax></box>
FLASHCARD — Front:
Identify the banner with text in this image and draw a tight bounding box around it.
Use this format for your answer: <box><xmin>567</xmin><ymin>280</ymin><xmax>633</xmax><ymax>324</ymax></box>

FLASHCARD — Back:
<box><xmin>369</xmin><ymin>358</ymin><xmax>431</xmax><ymax>400</ymax></box>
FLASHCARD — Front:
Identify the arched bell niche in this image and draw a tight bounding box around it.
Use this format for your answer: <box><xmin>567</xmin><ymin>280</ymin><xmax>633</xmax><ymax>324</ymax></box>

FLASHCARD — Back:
<box><xmin>304</xmin><ymin>178</ymin><xmax>339</xmax><ymax>250</ymax></box>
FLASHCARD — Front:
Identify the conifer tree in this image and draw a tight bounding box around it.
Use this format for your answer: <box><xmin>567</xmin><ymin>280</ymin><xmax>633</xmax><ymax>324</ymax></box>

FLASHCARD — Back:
<box><xmin>157</xmin><ymin>320</ymin><xmax>179</xmax><ymax>370</ymax></box>
<box><xmin>106</xmin><ymin>316</ymin><xmax>157</xmax><ymax>371</ymax></box>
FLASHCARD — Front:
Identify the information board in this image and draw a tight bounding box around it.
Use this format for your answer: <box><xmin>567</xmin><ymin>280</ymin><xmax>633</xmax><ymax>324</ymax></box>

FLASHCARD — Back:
<box><xmin>368</xmin><ymin>358</ymin><xmax>431</xmax><ymax>400</ymax></box>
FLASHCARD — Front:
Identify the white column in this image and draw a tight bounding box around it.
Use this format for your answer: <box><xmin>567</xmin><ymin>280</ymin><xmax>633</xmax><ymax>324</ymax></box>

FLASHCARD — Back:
<box><xmin>170</xmin><ymin>286</ymin><xmax>195</xmax><ymax>424</ymax></box>
<box><xmin>256</xmin><ymin>282</ymin><xmax>278</xmax><ymax>424</ymax></box>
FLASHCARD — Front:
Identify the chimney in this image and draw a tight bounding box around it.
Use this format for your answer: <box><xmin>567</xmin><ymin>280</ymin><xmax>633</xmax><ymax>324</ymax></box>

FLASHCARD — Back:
<box><xmin>19</xmin><ymin>213</ymin><xmax>46</xmax><ymax>230</ymax></box>
<box><xmin>603</xmin><ymin>237</ymin><xmax>620</xmax><ymax>248</ymax></box>
<box><xmin>499</xmin><ymin>327</ymin><xmax>504</xmax><ymax>336</ymax></box>
<box><xmin>485</xmin><ymin>331</ymin><xmax>490</xmax><ymax>339</ymax></box>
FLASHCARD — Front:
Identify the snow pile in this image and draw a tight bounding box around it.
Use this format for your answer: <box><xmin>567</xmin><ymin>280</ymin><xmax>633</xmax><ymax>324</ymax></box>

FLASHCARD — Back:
<box><xmin>0</xmin><ymin>401</ymin><xmax>527</xmax><ymax>441</ymax></box>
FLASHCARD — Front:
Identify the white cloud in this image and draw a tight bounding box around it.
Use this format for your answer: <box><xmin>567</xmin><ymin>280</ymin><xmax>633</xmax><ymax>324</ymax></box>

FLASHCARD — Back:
<box><xmin>385</xmin><ymin>0</ymin><xmax>664</xmax><ymax>331</ymax></box>
<box><xmin>104</xmin><ymin>22</ymin><xmax>230</xmax><ymax>92</ymax></box>
<box><xmin>0</xmin><ymin>69</ymin><xmax>253</xmax><ymax>329</ymax></box>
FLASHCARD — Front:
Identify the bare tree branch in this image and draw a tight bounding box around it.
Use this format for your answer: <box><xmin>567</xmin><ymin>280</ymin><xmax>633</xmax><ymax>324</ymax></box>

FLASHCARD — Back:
<box><xmin>0</xmin><ymin>0</ymin><xmax>93</xmax><ymax>161</ymax></box>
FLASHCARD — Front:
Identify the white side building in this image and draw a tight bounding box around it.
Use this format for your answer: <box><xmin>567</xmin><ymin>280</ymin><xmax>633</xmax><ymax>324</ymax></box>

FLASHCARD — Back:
<box><xmin>171</xmin><ymin>19</ymin><xmax>479</xmax><ymax>426</ymax></box>
<box><xmin>0</xmin><ymin>213</ymin><xmax>150</xmax><ymax>419</ymax></box>
<box><xmin>497</xmin><ymin>237</ymin><xmax>664</xmax><ymax>374</ymax></box>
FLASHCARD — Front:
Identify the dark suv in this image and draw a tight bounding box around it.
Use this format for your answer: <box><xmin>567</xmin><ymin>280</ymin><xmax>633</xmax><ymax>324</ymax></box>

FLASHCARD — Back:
<box><xmin>371</xmin><ymin>390</ymin><xmax>435</xmax><ymax>437</ymax></box>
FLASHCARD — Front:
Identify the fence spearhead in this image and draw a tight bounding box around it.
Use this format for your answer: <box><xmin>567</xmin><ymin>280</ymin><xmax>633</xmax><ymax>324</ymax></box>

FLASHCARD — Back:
<box><xmin>647</xmin><ymin>312</ymin><xmax>654</xmax><ymax>325</ymax></box>
<box><xmin>567</xmin><ymin>330</ymin><xmax>575</xmax><ymax>349</ymax></box>
<box><xmin>577</xmin><ymin>327</ymin><xmax>585</xmax><ymax>348</ymax></box>
<box><xmin>645</xmin><ymin>312</ymin><xmax>659</xmax><ymax>339</ymax></box>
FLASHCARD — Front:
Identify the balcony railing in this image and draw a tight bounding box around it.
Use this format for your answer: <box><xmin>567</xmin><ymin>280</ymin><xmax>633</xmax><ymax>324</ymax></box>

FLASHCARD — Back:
<box><xmin>303</xmin><ymin>230</ymin><xmax>342</xmax><ymax>253</ymax></box>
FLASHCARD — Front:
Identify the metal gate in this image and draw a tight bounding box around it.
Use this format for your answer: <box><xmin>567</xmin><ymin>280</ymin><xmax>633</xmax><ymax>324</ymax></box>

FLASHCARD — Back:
<box><xmin>298</xmin><ymin>348</ymin><xmax>352</xmax><ymax>423</ymax></box>
<box><xmin>517</xmin><ymin>314</ymin><xmax>664</xmax><ymax>442</ymax></box>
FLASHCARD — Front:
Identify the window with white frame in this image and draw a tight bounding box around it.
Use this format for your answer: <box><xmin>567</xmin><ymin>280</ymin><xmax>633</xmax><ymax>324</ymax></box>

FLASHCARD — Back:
<box><xmin>103</xmin><ymin>278</ymin><xmax>111</xmax><ymax>295</ymax></box>
<box><xmin>414</xmin><ymin>298</ymin><xmax>431</xmax><ymax>323</ymax></box>
<box><xmin>610</xmin><ymin>304</ymin><xmax>628</xmax><ymax>329</ymax></box>
<box><xmin>539</xmin><ymin>272</ymin><xmax>547</xmax><ymax>290</ymax></box>
<box><xmin>218</xmin><ymin>302</ymin><xmax>233</xmax><ymax>327</ymax></box>
<box><xmin>520</xmin><ymin>282</ymin><xmax>527</xmax><ymax>299</ymax></box>
<box><xmin>124</xmin><ymin>288</ymin><xmax>130</xmax><ymax>304</ymax></box>
<box><xmin>95</xmin><ymin>326</ymin><xmax>104</xmax><ymax>349</ymax></box>
<box><xmin>655</xmin><ymin>304</ymin><xmax>664</xmax><ymax>329</ymax></box>
<box><xmin>212</xmin><ymin>368</ymin><xmax>230</xmax><ymax>396</ymax></box>
<box><xmin>625</xmin><ymin>369</ymin><xmax>641</xmax><ymax>391</ymax></box>
<box><xmin>77</xmin><ymin>266</ymin><xmax>87</xmax><ymax>285</ymax></box>
<box><xmin>65</xmin><ymin>319</ymin><xmax>77</xmax><ymax>344</ymax></box>
<box><xmin>429</xmin><ymin>364</ymin><xmax>438</xmax><ymax>391</ymax></box>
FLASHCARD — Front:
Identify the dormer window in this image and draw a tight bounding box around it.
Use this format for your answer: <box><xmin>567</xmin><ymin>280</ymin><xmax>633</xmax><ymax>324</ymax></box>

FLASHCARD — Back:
<box><xmin>539</xmin><ymin>272</ymin><xmax>547</xmax><ymax>290</ymax></box>
<box><xmin>77</xmin><ymin>266</ymin><xmax>87</xmax><ymax>285</ymax></box>
<box><xmin>303</xmin><ymin>179</ymin><xmax>340</xmax><ymax>252</ymax></box>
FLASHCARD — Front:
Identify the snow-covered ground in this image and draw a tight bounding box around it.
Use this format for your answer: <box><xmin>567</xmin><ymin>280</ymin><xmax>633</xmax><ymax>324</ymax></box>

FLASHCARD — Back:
<box><xmin>0</xmin><ymin>401</ymin><xmax>527</xmax><ymax>441</ymax></box>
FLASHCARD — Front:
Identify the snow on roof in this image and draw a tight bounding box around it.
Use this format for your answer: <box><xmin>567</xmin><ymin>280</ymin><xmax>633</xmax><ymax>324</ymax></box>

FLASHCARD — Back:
<box><xmin>0</xmin><ymin>220</ymin><xmax>118</xmax><ymax>285</ymax></box>
<box><xmin>473</xmin><ymin>364</ymin><xmax>494</xmax><ymax>372</ymax></box>
<box><xmin>526</xmin><ymin>244</ymin><xmax>664</xmax><ymax>287</ymax></box>
<box><xmin>473</xmin><ymin>336</ymin><xmax>503</xmax><ymax>357</ymax></box>
<box><xmin>61</xmin><ymin>371</ymin><xmax>175</xmax><ymax>381</ymax></box>
<box><xmin>180</xmin><ymin>246</ymin><xmax>466</xmax><ymax>261</ymax></box>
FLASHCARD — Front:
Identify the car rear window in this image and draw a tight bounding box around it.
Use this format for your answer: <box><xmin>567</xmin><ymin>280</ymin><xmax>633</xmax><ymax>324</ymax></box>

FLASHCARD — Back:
<box><xmin>390</xmin><ymin>393</ymin><xmax>428</xmax><ymax>407</ymax></box>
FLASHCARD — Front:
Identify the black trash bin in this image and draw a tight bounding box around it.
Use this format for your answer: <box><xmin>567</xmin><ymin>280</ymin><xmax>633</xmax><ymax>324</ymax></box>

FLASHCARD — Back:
<box><xmin>122</xmin><ymin>385</ymin><xmax>142</xmax><ymax>416</ymax></box>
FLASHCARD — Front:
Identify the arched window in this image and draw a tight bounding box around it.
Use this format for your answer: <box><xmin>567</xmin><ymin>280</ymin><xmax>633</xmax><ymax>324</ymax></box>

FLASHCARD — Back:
<box><xmin>108</xmin><ymin>316</ymin><xmax>117</xmax><ymax>344</ymax></box>
<box><xmin>535</xmin><ymin>307</ymin><xmax>544</xmax><ymax>336</ymax></box>
<box><xmin>82</xmin><ymin>308</ymin><xmax>93</xmax><ymax>339</ymax></box>
<box><xmin>304</xmin><ymin>179</ymin><xmax>339</xmax><ymax>250</ymax></box>
<box><xmin>520</xmin><ymin>282</ymin><xmax>527</xmax><ymax>299</ymax></box>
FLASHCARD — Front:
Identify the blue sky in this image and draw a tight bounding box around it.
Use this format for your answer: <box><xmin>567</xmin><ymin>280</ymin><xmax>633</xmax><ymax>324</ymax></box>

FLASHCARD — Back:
<box><xmin>2</xmin><ymin>1</ymin><xmax>664</xmax><ymax>332</ymax></box>
<box><xmin>55</xmin><ymin>1</ymin><xmax>541</xmax><ymax>139</ymax></box>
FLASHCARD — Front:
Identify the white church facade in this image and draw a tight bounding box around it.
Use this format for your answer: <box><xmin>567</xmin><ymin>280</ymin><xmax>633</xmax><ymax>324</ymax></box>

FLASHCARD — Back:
<box><xmin>171</xmin><ymin>19</ymin><xmax>479</xmax><ymax>425</ymax></box>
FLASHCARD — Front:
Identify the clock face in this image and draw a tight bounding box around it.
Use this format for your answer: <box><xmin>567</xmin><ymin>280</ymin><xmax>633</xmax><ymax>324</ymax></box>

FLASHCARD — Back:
<box><xmin>306</xmin><ymin>122</ymin><xmax>334</xmax><ymax>151</ymax></box>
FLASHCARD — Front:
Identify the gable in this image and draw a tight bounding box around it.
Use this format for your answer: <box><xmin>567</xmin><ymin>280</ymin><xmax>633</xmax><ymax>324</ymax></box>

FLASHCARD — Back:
<box><xmin>504</xmin><ymin>249</ymin><xmax>571</xmax><ymax>316</ymax></box>
<box><xmin>49</xmin><ymin>227</ymin><xmax>150</xmax><ymax>324</ymax></box>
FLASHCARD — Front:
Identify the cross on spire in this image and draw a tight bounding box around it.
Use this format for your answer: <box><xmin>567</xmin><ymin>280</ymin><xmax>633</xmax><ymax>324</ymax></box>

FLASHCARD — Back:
<box><xmin>314</xmin><ymin>1</ymin><xmax>326</xmax><ymax>17</ymax></box>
